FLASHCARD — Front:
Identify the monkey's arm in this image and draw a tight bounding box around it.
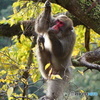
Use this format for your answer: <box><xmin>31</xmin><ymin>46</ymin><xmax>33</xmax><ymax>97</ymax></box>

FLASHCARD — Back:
<box><xmin>48</xmin><ymin>31</ymin><xmax>63</xmax><ymax>57</ymax></box>
<box><xmin>63</xmin><ymin>31</ymin><xmax>76</xmax><ymax>57</ymax></box>
<box><xmin>35</xmin><ymin>0</ymin><xmax>52</xmax><ymax>33</ymax></box>
<box><xmin>48</xmin><ymin>30</ymin><xmax>75</xmax><ymax>58</ymax></box>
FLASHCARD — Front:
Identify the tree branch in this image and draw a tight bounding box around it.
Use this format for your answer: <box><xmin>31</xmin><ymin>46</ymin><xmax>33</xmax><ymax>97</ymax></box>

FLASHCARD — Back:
<box><xmin>33</xmin><ymin>0</ymin><xmax>100</xmax><ymax>34</ymax></box>
<box><xmin>22</xmin><ymin>35</ymin><xmax>37</xmax><ymax>99</ymax></box>
<box><xmin>74</xmin><ymin>48</ymin><xmax>100</xmax><ymax>71</ymax></box>
<box><xmin>0</xmin><ymin>13</ymin><xmax>83</xmax><ymax>37</ymax></box>
<box><xmin>84</xmin><ymin>27</ymin><xmax>90</xmax><ymax>51</ymax></box>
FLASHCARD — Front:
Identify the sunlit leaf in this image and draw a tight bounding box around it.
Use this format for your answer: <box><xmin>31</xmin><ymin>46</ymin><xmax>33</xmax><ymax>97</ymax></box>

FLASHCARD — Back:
<box><xmin>31</xmin><ymin>93</ymin><xmax>38</xmax><ymax>99</ymax></box>
<box><xmin>20</xmin><ymin>24</ymin><xmax>24</xmax><ymax>31</ymax></box>
<box><xmin>78</xmin><ymin>70</ymin><xmax>84</xmax><ymax>76</ymax></box>
<box><xmin>81</xmin><ymin>96</ymin><xmax>87</xmax><ymax>100</ymax></box>
<box><xmin>20</xmin><ymin>65</ymin><xmax>25</xmax><ymax>69</ymax></box>
<box><xmin>0</xmin><ymin>79</ymin><xmax>5</xmax><ymax>83</ymax></box>
<box><xmin>0</xmin><ymin>70</ymin><xmax>6</xmax><ymax>75</ymax></box>
<box><xmin>51</xmin><ymin>74</ymin><xmax>62</xmax><ymax>79</ymax></box>
<box><xmin>12</xmin><ymin>2</ymin><xmax>20</xmax><ymax>7</ymax></box>
<box><xmin>21</xmin><ymin>78</ymin><xmax>28</xmax><ymax>84</ymax></box>
<box><xmin>70</xmin><ymin>66</ymin><xmax>76</xmax><ymax>69</ymax></box>
<box><xmin>32</xmin><ymin>74</ymin><xmax>38</xmax><ymax>82</ymax></box>
<box><xmin>45</xmin><ymin>63</ymin><xmax>51</xmax><ymax>70</ymax></box>
<box><xmin>80</xmin><ymin>90</ymin><xmax>85</xmax><ymax>93</ymax></box>
<box><xmin>7</xmin><ymin>87</ymin><xmax>14</xmax><ymax>99</ymax></box>
<box><xmin>20</xmin><ymin>34</ymin><xmax>26</xmax><ymax>43</ymax></box>
<box><xmin>72</xmin><ymin>49</ymin><xmax>80</xmax><ymax>56</ymax></box>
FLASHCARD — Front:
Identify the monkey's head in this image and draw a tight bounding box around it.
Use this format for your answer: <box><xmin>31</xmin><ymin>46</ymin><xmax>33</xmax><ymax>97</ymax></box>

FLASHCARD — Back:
<box><xmin>56</xmin><ymin>15</ymin><xmax>73</xmax><ymax>28</ymax></box>
<box><xmin>56</xmin><ymin>15</ymin><xmax>73</xmax><ymax>31</ymax></box>
<box><xmin>48</xmin><ymin>15</ymin><xmax>73</xmax><ymax>35</ymax></box>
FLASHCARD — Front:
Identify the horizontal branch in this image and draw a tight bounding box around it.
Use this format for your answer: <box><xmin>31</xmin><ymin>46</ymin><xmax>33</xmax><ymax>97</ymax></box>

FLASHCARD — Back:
<box><xmin>33</xmin><ymin>0</ymin><xmax>100</xmax><ymax>34</ymax></box>
<box><xmin>0</xmin><ymin>13</ymin><xmax>83</xmax><ymax>37</ymax></box>
<box><xmin>0</xmin><ymin>23</ymin><xmax>22</xmax><ymax>37</ymax></box>
<box><xmin>0</xmin><ymin>0</ymin><xmax>100</xmax><ymax>37</ymax></box>
<box><xmin>76</xmin><ymin>48</ymin><xmax>100</xmax><ymax>71</ymax></box>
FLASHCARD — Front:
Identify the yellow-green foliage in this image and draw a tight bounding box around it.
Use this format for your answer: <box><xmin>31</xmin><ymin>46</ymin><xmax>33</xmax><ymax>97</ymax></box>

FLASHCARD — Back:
<box><xmin>52</xmin><ymin>3</ymin><xmax>67</xmax><ymax>15</ymax></box>
<box><xmin>0</xmin><ymin>1</ymin><xmax>43</xmax><ymax>25</ymax></box>
<box><xmin>0</xmin><ymin>0</ymin><xmax>67</xmax><ymax>26</ymax></box>
<box><xmin>0</xmin><ymin>34</ymin><xmax>39</xmax><ymax>99</ymax></box>
<box><xmin>73</xmin><ymin>25</ymin><xmax>86</xmax><ymax>56</ymax></box>
<box><xmin>90</xmin><ymin>29</ymin><xmax>100</xmax><ymax>49</ymax></box>
<box><xmin>0</xmin><ymin>0</ymin><xmax>100</xmax><ymax>99</ymax></box>
<box><xmin>73</xmin><ymin>25</ymin><xmax>100</xmax><ymax>57</ymax></box>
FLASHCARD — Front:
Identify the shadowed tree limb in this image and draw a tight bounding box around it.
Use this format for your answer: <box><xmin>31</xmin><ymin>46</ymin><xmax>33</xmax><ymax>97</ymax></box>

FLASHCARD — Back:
<box><xmin>0</xmin><ymin>0</ymin><xmax>100</xmax><ymax>37</ymax></box>
<box><xmin>72</xmin><ymin>48</ymin><xmax>100</xmax><ymax>71</ymax></box>
<box><xmin>32</xmin><ymin>0</ymin><xmax>100</xmax><ymax>34</ymax></box>
<box><xmin>0</xmin><ymin>0</ymin><xmax>100</xmax><ymax>71</ymax></box>
<box><xmin>84</xmin><ymin>27</ymin><xmax>90</xmax><ymax>51</ymax></box>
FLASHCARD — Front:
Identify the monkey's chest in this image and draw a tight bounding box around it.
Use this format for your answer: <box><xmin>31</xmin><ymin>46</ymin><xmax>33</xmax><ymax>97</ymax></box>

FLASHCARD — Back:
<box><xmin>43</xmin><ymin>34</ymin><xmax>62</xmax><ymax>70</ymax></box>
<box><xmin>45</xmin><ymin>50</ymin><xmax>62</xmax><ymax>70</ymax></box>
<box><xmin>43</xmin><ymin>34</ymin><xmax>52</xmax><ymax>52</ymax></box>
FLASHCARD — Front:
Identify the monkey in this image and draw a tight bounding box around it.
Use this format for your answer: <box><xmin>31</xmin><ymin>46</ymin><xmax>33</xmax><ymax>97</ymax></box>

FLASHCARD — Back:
<box><xmin>35</xmin><ymin>0</ymin><xmax>76</xmax><ymax>100</ymax></box>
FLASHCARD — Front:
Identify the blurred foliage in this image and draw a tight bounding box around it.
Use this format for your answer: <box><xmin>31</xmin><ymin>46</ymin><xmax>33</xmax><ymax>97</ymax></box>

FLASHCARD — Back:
<box><xmin>0</xmin><ymin>0</ymin><xmax>14</xmax><ymax>10</ymax></box>
<box><xmin>0</xmin><ymin>0</ymin><xmax>14</xmax><ymax>19</ymax></box>
<box><xmin>0</xmin><ymin>0</ymin><xmax>100</xmax><ymax>100</ymax></box>
<box><xmin>0</xmin><ymin>6</ymin><xmax>13</xmax><ymax>20</ymax></box>
<box><xmin>0</xmin><ymin>0</ymin><xmax>67</xmax><ymax>25</ymax></box>
<box><xmin>69</xmin><ymin>67</ymin><xmax>100</xmax><ymax>100</ymax></box>
<box><xmin>73</xmin><ymin>25</ymin><xmax>100</xmax><ymax>57</ymax></box>
<box><xmin>0</xmin><ymin>37</ymin><xmax>13</xmax><ymax>49</ymax></box>
<box><xmin>0</xmin><ymin>34</ymin><xmax>41</xmax><ymax>99</ymax></box>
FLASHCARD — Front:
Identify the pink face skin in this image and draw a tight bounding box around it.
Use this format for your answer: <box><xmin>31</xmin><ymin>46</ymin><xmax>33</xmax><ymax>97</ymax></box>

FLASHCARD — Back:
<box><xmin>52</xmin><ymin>20</ymin><xmax>64</xmax><ymax>32</ymax></box>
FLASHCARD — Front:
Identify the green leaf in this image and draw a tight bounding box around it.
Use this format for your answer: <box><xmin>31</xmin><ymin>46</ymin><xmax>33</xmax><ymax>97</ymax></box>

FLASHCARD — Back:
<box><xmin>45</xmin><ymin>63</ymin><xmax>51</xmax><ymax>70</ymax></box>
<box><xmin>20</xmin><ymin>24</ymin><xmax>24</xmax><ymax>31</ymax></box>
<box><xmin>7</xmin><ymin>87</ymin><xmax>14</xmax><ymax>99</ymax></box>
<box><xmin>51</xmin><ymin>74</ymin><xmax>62</xmax><ymax>79</ymax></box>
<box><xmin>70</xmin><ymin>66</ymin><xmax>76</xmax><ymax>69</ymax></box>
<box><xmin>78</xmin><ymin>70</ymin><xmax>84</xmax><ymax>76</ymax></box>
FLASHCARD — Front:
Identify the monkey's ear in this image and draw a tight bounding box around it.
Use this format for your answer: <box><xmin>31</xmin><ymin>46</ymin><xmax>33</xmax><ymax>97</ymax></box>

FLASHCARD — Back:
<box><xmin>68</xmin><ymin>26</ymin><xmax>73</xmax><ymax>30</ymax></box>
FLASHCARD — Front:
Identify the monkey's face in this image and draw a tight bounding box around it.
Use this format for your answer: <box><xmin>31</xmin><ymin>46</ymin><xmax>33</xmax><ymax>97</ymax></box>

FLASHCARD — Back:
<box><xmin>52</xmin><ymin>19</ymin><xmax>65</xmax><ymax>31</ymax></box>
<box><xmin>48</xmin><ymin>15</ymin><xmax>74</xmax><ymax>38</ymax></box>
<box><xmin>48</xmin><ymin>19</ymin><xmax>65</xmax><ymax>35</ymax></box>
<box><xmin>56</xmin><ymin>15</ymin><xmax>73</xmax><ymax>31</ymax></box>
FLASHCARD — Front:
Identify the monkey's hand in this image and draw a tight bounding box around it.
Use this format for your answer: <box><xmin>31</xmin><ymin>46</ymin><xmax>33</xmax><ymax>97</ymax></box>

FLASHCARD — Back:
<box><xmin>38</xmin><ymin>36</ymin><xmax>45</xmax><ymax>50</ymax></box>
<box><xmin>45</xmin><ymin>0</ymin><xmax>51</xmax><ymax>8</ymax></box>
<box><xmin>48</xmin><ymin>28</ymin><xmax>59</xmax><ymax>34</ymax></box>
<box><xmin>47</xmin><ymin>28</ymin><xmax>58</xmax><ymax>40</ymax></box>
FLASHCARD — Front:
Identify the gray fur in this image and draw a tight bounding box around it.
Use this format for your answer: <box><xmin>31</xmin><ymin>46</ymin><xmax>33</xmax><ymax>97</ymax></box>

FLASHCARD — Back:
<box><xmin>35</xmin><ymin>0</ymin><xmax>76</xmax><ymax>100</ymax></box>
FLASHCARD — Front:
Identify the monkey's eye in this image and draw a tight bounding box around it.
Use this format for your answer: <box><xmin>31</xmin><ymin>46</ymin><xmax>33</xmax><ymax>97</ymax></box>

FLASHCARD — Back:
<box><xmin>55</xmin><ymin>19</ymin><xmax>60</xmax><ymax>23</ymax></box>
<box><xmin>56</xmin><ymin>20</ymin><xmax>64</xmax><ymax>25</ymax></box>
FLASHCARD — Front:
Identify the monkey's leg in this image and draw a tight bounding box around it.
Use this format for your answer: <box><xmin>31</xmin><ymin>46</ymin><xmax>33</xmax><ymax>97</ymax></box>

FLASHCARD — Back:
<box><xmin>47</xmin><ymin>79</ymin><xmax>65</xmax><ymax>100</ymax></box>
<box><xmin>40</xmin><ymin>79</ymin><xmax>67</xmax><ymax>100</ymax></box>
<box><xmin>37</xmin><ymin>36</ymin><xmax>49</xmax><ymax>79</ymax></box>
<box><xmin>38</xmin><ymin>36</ymin><xmax>45</xmax><ymax>50</ymax></box>
<box><xmin>37</xmin><ymin>53</ymin><xmax>48</xmax><ymax>79</ymax></box>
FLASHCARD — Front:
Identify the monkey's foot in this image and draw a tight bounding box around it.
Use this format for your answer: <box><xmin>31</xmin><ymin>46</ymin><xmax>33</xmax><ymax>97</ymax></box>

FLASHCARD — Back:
<box><xmin>38</xmin><ymin>36</ymin><xmax>45</xmax><ymax>50</ymax></box>
<box><xmin>38</xmin><ymin>36</ymin><xmax>45</xmax><ymax>44</ymax></box>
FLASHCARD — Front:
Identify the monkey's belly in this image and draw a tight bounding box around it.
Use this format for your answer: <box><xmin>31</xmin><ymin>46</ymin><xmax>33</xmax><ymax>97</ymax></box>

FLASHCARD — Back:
<box><xmin>43</xmin><ymin>34</ymin><xmax>52</xmax><ymax>51</ymax></box>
